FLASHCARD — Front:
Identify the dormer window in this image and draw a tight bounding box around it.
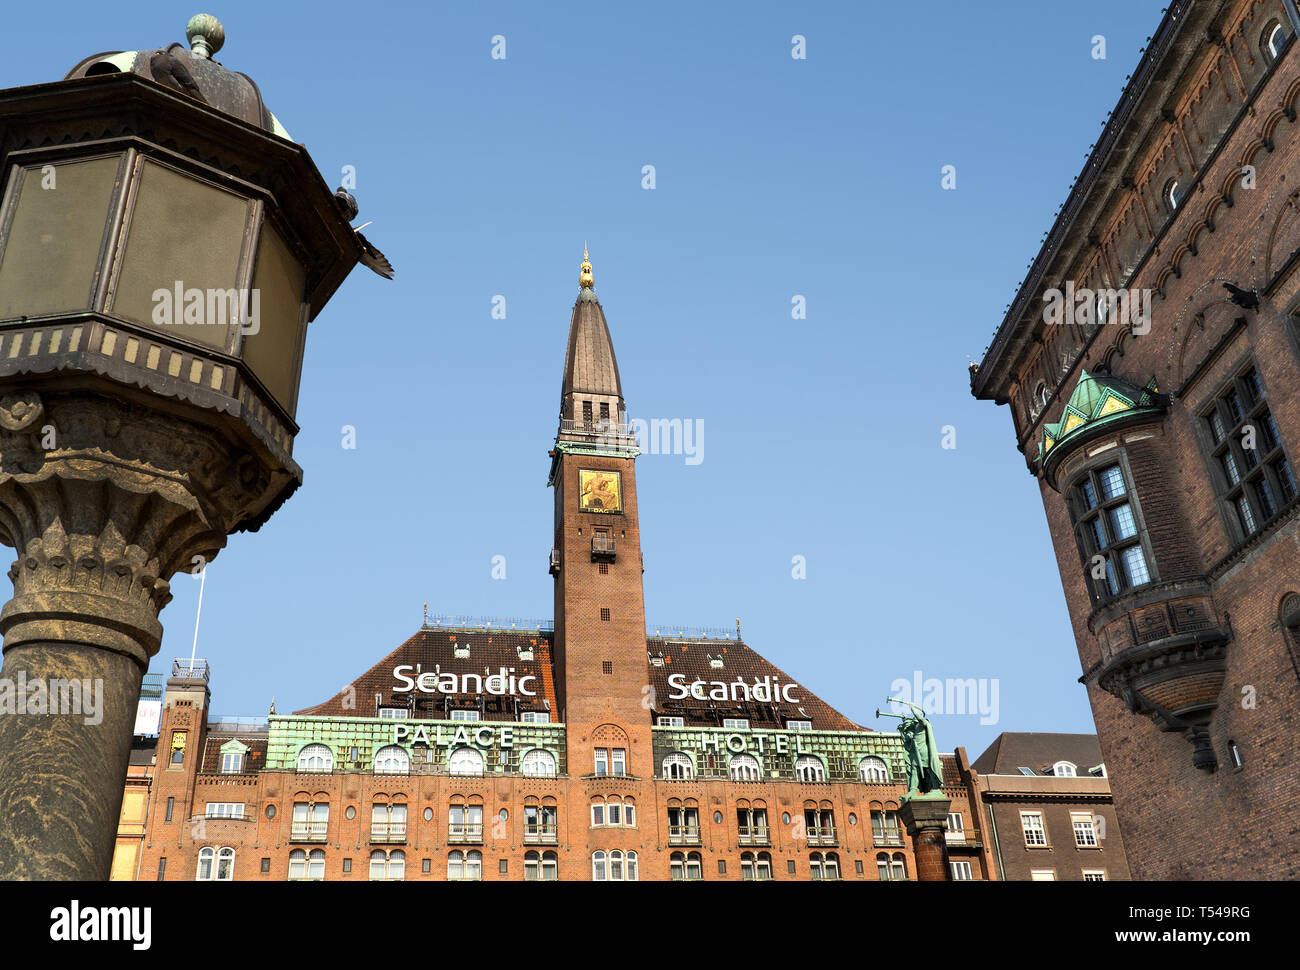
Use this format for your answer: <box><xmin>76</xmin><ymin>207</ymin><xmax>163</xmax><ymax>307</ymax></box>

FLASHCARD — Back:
<box><xmin>219</xmin><ymin>739</ymin><xmax>248</xmax><ymax>774</ymax></box>
<box><xmin>1051</xmin><ymin>761</ymin><xmax>1077</xmax><ymax>777</ymax></box>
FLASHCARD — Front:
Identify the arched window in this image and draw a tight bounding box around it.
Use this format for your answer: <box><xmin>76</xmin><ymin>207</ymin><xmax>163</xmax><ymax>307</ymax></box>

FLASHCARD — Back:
<box><xmin>1052</xmin><ymin>761</ymin><xmax>1077</xmax><ymax>777</ymax></box>
<box><xmin>196</xmin><ymin>847</ymin><xmax>214</xmax><ymax>881</ymax></box>
<box><xmin>810</xmin><ymin>851</ymin><xmax>840</xmax><ymax>880</ymax></box>
<box><xmin>1033</xmin><ymin>380</ymin><xmax>1050</xmax><ymax>411</ymax></box>
<box><xmin>662</xmin><ymin>752</ymin><xmax>694</xmax><ymax>780</ymax></box>
<box><xmin>670</xmin><ymin>851</ymin><xmax>702</xmax><ymax>880</ymax></box>
<box><xmin>448</xmin><ymin>747</ymin><xmax>484</xmax><ymax>776</ymax></box>
<box><xmin>1166</xmin><ymin>179</ymin><xmax>1183</xmax><ymax>212</ymax></box>
<box><xmin>593</xmin><ymin>850</ymin><xmax>637</xmax><ymax>881</ymax></box>
<box><xmin>373</xmin><ymin>745</ymin><xmax>409</xmax><ymax>775</ymax></box>
<box><xmin>795</xmin><ymin>755</ymin><xmax>825</xmax><ymax>782</ymax></box>
<box><xmin>741</xmin><ymin>851</ymin><xmax>773</xmax><ymax>880</ymax></box>
<box><xmin>525</xmin><ymin>850</ymin><xmax>558</xmax><ymax>881</ymax></box>
<box><xmin>447</xmin><ymin>849</ymin><xmax>481</xmax><ymax>881</ymax></box>
<box><xmin>1264</xmin><ymin>21</ymin><xmax>1289</xmax><ymax>62</ymax></box>
<box><xmin>216</xmin><ymin>846</ymin><xmax>234</xmax><ymax>880</ymax></box>
<box><xmin>891</xmin><ymin>852</ymin><xmax>907</xmax><ymax>881</ymax></box>
<box><xmin>1279</xmin><ymin>593</ymin><xmax>1300</xmax><ymax>683</ymax></box>
<box><xmin>370</xmin><ymin>849</ymin><xmax>405</xmax><ymax>880</ymax></box>
<box><xmin>288</xmin><ymin>848</ymin><xmax>326</xmax><ymax>881</ymax></box>
<box><xmin>876</xmin><ymin>852</ymin><xmax>892</xmax><ymax>881</ymax></box>
<box><xmin>297</xmin><ymin>743</ymin><xmax>333</xmax><ymax>773</ymax></box>
<box><xmin>729</xmin><ymin>753</ymin><xmax>761</xmax><ymax>781</ymax></box>
<box><xmin>521</xmin><ymin>749</ymin><xmax>557</xmax><ymax>777</ymax></box>
<box><xmin>859</xmin><ymin>756</ymin><xmax>890</xmax><ymax>783</ymax></box>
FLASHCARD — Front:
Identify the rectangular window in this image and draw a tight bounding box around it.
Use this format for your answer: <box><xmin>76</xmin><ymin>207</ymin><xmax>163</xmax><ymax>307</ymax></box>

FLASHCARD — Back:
<box><xmin>946</xmin><ymin>812</ymin><xmax>964</xmax><ymax>842</ymax></box>
<box><xmin>205</xmin><ymin>802</ymin><xmax>245</xmax><ymax>819</ymax></box>
<box><xmin>165</xmin><ymin>797</ymin><xmax>174</xmax><ymax>823</ymax></box>
<box><xmin>260</xmin><ymin>857</ymin><xmax>270</xmax><ymax>873</ymax></box>
<box><xmin>450</xmin><ymin>709</ymin><xmax>480</xmax><ymax>722</ymax></box>
<box><xmin>602</xmin><ymin>661</ymin><xmax>613</xmax><ymax>674</ymax></box>
<box><xmin>594</xmin><ymin>749</ymin><xmax>609</xmax><ymax>776</ymax></box>
<box><xmin>1021</xmin><ymin>812</ymin><xmax>1047</xmax><ymax>847</ymax></box>
<box><xmin>520</xmin><ymin>711</ymin><xmax>550</xmax><ymax>723</ymax></box>
<box><xmin>611</xmin><ymin>749</ymin><xmax>626</xmax><ymax>776</ymax></box>
<box><xmin>722</xmin><ymin>718</ymin><xmax>749</xmax><ymax>729</ymax></box>
<box><xmin>600</xmin><ymin>608</ymin><xmax>611</xmax><ymax>621</ymax></box>
<box><xmin>787</xmin><ymin>860</ymin><xmax>796</xmax><ymax>875</ymax></box>
<box><xmin>1068</xmin><ymin>461</ymin><xmax>1153</xmax><ymax>604</ymax></box>
<box><xmin>785</xmin><ymin>719</ymin><xmax>812</xmax><ymax>731</ymax></box>
<box><xmin>1083</xmin><ymin>869</ymin><xmax>1107</xmax><ymax>881</ymax></box>
<box><xmin>1202</xmin><ymin>365</ymin><xmax>1295</xmax><ymax>546</ymax></box>
<box><xmin>378</xmin><ymin>708</ymin><xmax>408</xmax><ymax>719</ymax></box>
<box><xmin>1030</xmin><ymin>869</ymin><xmax>1057</xmax><ymax>881</ymax></box>
<box><xmin>220</xmin><ymin>751</ymin><xmax>243</xmax><ymax>773</ymax></box>
<box><xmin>499</xmin><ymin>859</ymin><xmax>508</xmax><ymax>875</ymax></box>
<box><xmin>717</xmin><ymin>860</ymin><xmax>726</xmax><ymax>874</ymax></box>
<box><xmin>157</xmin><ymin>858</ymin><xmax>166</xmax><ymax>881</ymax></box>
<box><xmin>657</xmin><ymin>716</ymin><xmax>684</xmax><ymax>727</ymax></box>
<box><xmin>950</xmin><ymin>861</ymin><xmax>973</xmax><ymax>880</ymax></box>
<box><xmin>1072</xmin><ymin>812</ymin><xmax>1099</xmax><ymax>848</ymax></box>
<box><xmin>422</xmin><ymin>859</ymin><xmax>431</xmax><ymax>873</ymax></box>
<box><xmin>343</xmin><ymin>858</ymin><xmax>352</xmax><ymax>873</ymax></box>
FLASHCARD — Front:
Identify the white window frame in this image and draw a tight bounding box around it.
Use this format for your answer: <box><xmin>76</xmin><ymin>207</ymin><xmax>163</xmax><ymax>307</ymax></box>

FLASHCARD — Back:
<box><xmin>1083</xmin><ymin>868</ymin><xmax>1107</xmax><ymax>881</ymax></box>
<box><xmin>662</xmin><ymin>752</ymin><xmax>694</xmax><ymax>779</ymax></box>
<box><xmin>1052</xmin><ymin>761</ymin><xmax>1077</xmax><ymax>777</ymax></box>
<box><xmin>296</xmin><ymin>743</ymin><xmax>333</xmax><ymax>773</ymax></box>
<box><xmin>949</xmin><ymin>860</ymin><xmax>973</xmax><ymax>881</ymax></box>
<box><xmin>786</xmin><ymin>719</ymin><xmax>812</xmax><ymax>732</ymax></box>
<box><xmin>795</xmin><ymin>755</ymin><xmax>825</xmax><ymax>782</ymax></box>
<box><xmin>1073</xmin><ymin>812</ymin><xmax>1099</xmax><ymax>848</ymax></box>
<box><xmin>722</xmin><ymin>718</ymin><xmax>749</xmax><ymax>730</ymax></box>
<box><xmin>657</xmin><ymin>716</ymin><xmax>684</xmax><ymax>727</ymax></box>
<box><xmin>205</xmin><ymin>802</ymin><xmax>245</xmax><ymax>819</ymax></box>
<box><xmin>374</xmin><ymin>745</ymin><xmax>410</xmax><ymax>775</ymax></box>
<box><xmin>521</xmin><ymin>748</ymin><xmax>557</xmax><ymax>777</ymax></box>
<box><xmin>1021</xmin><ymin>811</ymin><xmax>1047</xmax><ymax>847</ymax></box>
<box><xmin>728</xmin><ymin>753</ymin><xmax>761</xmax><ymax>781</ymax></box>
<box><xmin>447</xmin><ymin>746</ymin><xmax>484</xmax><ymax>776</ymax></box>
<box><xmin>450</xmin><ymin>709</ymin><xmax>480</xmax><ymax>722</ymax></box>
<box><xmin>859</xmin><ymin>756</ymin><xmax>890</xmax><ymax>783</ymax></box>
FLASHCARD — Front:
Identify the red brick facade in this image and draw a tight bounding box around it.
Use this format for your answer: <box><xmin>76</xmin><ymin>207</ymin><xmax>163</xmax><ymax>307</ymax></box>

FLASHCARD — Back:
<box><xmin>973</xmin><ymin>0</ymin><xmax>1300</xmax><ymax>879</ymax></box>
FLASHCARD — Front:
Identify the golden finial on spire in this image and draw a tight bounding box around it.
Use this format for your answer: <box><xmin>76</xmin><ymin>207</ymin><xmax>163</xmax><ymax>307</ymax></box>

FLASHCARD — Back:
<box><xmin>580</xmin><ymin>244</ymin><xmax>594</xmax><ymax>289</ymax></box>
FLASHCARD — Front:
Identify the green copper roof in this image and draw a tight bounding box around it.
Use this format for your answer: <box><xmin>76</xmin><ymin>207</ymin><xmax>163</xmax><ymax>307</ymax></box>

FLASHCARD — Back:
<box><xmin>1038</xmin><ymin>368</ymin><xmax>1165</xmax><ymax>464</ymax></box>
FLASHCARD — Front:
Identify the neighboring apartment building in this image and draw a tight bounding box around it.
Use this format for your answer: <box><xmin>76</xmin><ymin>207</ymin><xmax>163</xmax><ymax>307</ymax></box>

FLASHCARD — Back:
<box><xmin>120</xmin><ymin>254</ymin><xmax>1001</xmax><ymax>882</ymax></box>
<box><xmin>972</xmin><ymin>733</ymin><xmax>1131</xmax><ymax>881</ymax></box>
<box><xmin>971</xmin><ymin>0</ymin><xmax>1300</xmax><ymax>878</ymax></box>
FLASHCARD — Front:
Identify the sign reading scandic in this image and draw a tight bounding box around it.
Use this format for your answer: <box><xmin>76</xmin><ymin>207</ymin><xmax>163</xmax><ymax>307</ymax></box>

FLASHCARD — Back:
<box><xmin>392</xmin><ymin>665</ymin><xmax>538</xmax><ymax>697</ymax></box>
<box><xmin>667</xmin><ymin>674</ymin><xmax>802</xmax><ymax>703</ymax></box>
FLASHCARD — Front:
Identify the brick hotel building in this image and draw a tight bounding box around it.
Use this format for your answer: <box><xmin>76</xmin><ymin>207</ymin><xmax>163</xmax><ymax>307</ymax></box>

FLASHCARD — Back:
<box><xmin>972</xmin><ymin>0</ymin><xmax>1300</xmax><ymax>878</ymax></box>
<box><xmin>116</xmin><ymin>254</ymin><xmax>1000</xmax><ymax>882</ymax></box>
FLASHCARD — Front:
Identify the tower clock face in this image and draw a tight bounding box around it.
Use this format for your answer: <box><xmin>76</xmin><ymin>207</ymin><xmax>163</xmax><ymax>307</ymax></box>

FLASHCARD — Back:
<box><xmin>579</xmin><ymin>469</ymin><xmax>622</xmax><ymax>513</ymax></box>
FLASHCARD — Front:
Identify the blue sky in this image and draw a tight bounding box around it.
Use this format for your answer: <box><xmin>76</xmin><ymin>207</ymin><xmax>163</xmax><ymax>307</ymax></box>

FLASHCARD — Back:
<box><xmin>4</xmin><ymin>1</ymin><xmax>1168</xmax><ymax>758</ymax></box>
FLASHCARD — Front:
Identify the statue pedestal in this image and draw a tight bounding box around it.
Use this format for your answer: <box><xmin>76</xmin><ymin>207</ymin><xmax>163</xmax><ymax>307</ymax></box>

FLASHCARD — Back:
<box><xmin>899</xmin><ymin>793</ymin><xmax>951</xmax><ymax>882</ymax></box>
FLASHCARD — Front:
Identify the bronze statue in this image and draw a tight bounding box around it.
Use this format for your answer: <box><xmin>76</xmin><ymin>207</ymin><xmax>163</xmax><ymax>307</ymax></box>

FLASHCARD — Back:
<box><xmin>876</xmin><ymin>697</ymin><xmax>944</xmax><ymax>797</ymax></box>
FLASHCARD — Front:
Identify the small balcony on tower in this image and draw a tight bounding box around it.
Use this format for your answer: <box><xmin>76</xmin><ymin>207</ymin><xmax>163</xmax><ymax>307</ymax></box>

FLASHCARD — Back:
<box><xmin>591</xmin><ymin>534</ymin><xmax>617</xmax><ymax>562</ymax></box>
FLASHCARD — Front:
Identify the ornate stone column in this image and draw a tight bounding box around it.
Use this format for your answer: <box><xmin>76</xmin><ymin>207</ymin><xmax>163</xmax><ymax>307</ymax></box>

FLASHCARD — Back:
<box><xmin>899</xmin><ymin>794</ymin><xmax>951</xmax><ymax>882</ymax></box>
<box><xmin>0</xmin><ymin>390</ymin><xmax>240</xmax><ymax>878</ymax></box>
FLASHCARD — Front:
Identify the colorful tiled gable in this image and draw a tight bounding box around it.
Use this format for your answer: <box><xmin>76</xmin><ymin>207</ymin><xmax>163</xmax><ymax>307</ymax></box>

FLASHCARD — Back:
<box><xmin>1038</xmin><ymin>368</ymin><xmax>1166</xmax><ymax>463</ymax></box>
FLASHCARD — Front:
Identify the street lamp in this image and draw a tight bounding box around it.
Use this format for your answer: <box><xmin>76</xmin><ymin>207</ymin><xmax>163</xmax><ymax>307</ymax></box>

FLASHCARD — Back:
<box><xmin>0</xmin><ymin>14</ymin><xmax>388</xmax><ymax>878</ymax></box>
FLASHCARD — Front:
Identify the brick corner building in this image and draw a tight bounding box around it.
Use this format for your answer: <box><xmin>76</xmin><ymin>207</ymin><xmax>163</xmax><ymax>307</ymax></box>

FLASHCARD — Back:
<box><xmin>971</xmin><ymin>0</ymin><xmax>1300</xmax><ymax>879</ymax></box>
<box><xmin>118</xmin><ymin>252</ymin><xmax>1001</xmax><ymax>882</ymax></box>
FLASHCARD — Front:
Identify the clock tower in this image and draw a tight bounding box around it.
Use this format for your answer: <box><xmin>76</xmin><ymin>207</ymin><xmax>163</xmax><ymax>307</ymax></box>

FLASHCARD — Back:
<box><xmin>548</xmin><ymin>250</ymin><xmax>652</xmax><ymax>776</ymax></box>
